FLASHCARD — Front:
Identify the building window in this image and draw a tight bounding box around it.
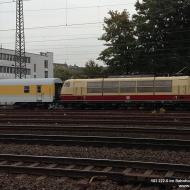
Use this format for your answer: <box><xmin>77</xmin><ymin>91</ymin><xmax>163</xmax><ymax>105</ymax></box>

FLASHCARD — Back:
<box><xmin>2</xmin><ymin>66</ymin><xmax>6</xmax><ymax>73</ymax></box>
<box><xmin>24</xmin><ymin>86</ymin><xmax>30</xmax><ymax>93</ymax></box>
<box><xmin>3</xmin><ymin>54</ymin><xmax>6</xmax><ymax>60</ymax></box>
<box><xmin>34</xmin><ymin>75</ymin><xmax>36</xmax><ymax>78</ymax></box>
<box><xmin>0</xmin><ymin>53</ymin><xmax>2</xmax><ymax>60</ymax></box>
<box><xmin>12</xmin><ymin>67</ymin><xmax>15</xmax><ymax>74</ymax></box>
<box><xmin>44</xmin><ymin>60</ymin><xmax>48</xmax><ymax>68</ymax></box>
<box><xmin>26</xmin><ymin>69</ymin><xmax>31</xmax><ymax>75</ymax></box>
<box><xmin>34</xmin><ymin>64</ymin><xmax>36</xmax><ymax>72</ymax></box>
<box><xmin>44</xmin><ymin>71</ymin><xmax>48</xmax><ymax>78</ymax></box>
<box><xmin>25</xmin><ymin>57</ymin><xmax>30</xmax><ymax>63</ymax></box>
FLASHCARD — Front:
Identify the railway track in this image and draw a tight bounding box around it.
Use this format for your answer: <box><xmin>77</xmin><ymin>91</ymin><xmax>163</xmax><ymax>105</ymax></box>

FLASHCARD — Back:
<box><xmin>0</xmin><ymin>118</ymin><xmax>189</xmax><ymax>126</ymax></box>
<box><xmin>0</xmin><ymin>124</ymin><xmax>189</xmax><ymax>136</ymax></box>
<box><xmin>0</xmin><ymin>154</ymin><xmax>189</xmax><ymax>187</ymax></box>
<box><xmin>0</xmin><ymin>111</ymin><xmax>190</xmax><ymax>118</ymax></box>
<box><xmin>1</xmin><ymin>109</ymin><xmax>190</xmax><ymax>115</ymax></box>
<box><xmin>0</xmin><ymin>134</ymin><xmax>189</xmax><ymax>150</ymax></box>
<box><xmin>0</xmin><ymin>114</ymin><xmax>190</xmax><ymax>121</ymax></box>
<box><xmin>0</xmin><ymin>110</ymin><xmax>189</xmax><ymax>126</ymax></box>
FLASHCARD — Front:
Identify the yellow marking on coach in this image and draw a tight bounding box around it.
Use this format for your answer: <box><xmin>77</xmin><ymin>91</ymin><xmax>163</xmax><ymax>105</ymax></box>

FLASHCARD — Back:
<box><xmin>0</xmin><ymin>84</ymin><xmax>55</xmax><ymax>96</ymax></box>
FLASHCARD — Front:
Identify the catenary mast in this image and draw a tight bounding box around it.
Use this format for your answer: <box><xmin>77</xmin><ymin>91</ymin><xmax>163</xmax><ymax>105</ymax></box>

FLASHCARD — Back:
<box><xmin>15</xmin><ymin>0</ymin><xmax>26</xmax><ymax>79</ymax></box>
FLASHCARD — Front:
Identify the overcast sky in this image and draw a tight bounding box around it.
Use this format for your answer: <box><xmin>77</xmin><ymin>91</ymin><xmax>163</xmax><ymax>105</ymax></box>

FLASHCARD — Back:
<box><xmin>0</xmin><ymin>0</ymin><xmax>137</xmax><ymax>66</ymax></box>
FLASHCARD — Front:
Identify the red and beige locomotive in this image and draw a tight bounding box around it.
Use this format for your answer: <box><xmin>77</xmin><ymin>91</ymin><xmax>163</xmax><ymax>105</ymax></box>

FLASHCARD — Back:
<box><xmin>60</xmin><ymin>76</ymin><xmax>190</xmax><ymax>107</ymax></box>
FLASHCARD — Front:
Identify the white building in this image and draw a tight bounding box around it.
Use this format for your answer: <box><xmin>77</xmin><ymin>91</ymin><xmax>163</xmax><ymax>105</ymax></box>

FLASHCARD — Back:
<box><xmin>0</xmin><ymin>48</ymin><xmax>53</xmax><ymax>79</ymax></box>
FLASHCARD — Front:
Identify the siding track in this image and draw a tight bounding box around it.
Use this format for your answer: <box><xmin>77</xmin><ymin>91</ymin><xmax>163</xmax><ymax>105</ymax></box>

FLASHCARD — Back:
<box><xmin>0</xmin><ymin>154</ymin><xmax>189</xmax><ymax>187</ymax></box>
<box><xmin>0</xmin><ymin>125</ymin><xmax>189</xmax><ymax>135</ymax></box>
<box><xmin>0</xmin><ymin>134</ymin><xmax>189</xmax><ymax>150</ymax></box>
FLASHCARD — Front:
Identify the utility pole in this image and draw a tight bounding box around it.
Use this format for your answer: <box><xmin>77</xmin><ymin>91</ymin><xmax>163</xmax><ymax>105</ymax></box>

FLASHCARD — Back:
<box><xmin>15</xmin><ymin>0</ymin><xmax>26</xmax><ymax>79</ymax></box>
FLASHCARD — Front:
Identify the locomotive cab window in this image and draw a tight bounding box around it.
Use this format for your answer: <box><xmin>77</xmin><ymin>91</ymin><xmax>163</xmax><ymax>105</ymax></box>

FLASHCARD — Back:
<box><xmin>37</xmin><ymin>85</ymin><xmax>42</xmax><ymax>93</ymax></box>
<box><xmin>24</xmin><ymin>86</ymin><xmax>30</xmax><ymax>93</ymax></box>
<box><xmin>64</xmin><ymin>82</ymin><xmax>70</xmax><ymax>87</ymax></box>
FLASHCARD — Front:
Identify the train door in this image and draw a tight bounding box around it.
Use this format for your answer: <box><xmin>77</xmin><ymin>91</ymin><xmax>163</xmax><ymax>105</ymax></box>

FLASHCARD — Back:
<box><xmin>36</xmin><ymin>85</ymin><xmax>43</xmax><ymax>102</ymax></box>
<box><xmin>178</xmin><ymin>80</ymin><xmax>187</xmax><ymax>95</ymax></box>
<box><xmin>54</xmin><ymin>83</ymin><xmax>62</xmax><ymax>101</ymax></box>
<box><xmin>74</xmin><ymin>82</ymin><xmax>83</xmax><ymax>100</ymax></box>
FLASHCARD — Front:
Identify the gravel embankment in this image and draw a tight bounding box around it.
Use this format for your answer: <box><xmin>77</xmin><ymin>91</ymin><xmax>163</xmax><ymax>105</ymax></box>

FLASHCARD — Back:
<box><xmin>0</xmin><ymin>143</ymin><xmax>189</xmax><ymax>164</ymax></box>
<box><xmin>0</xmin><ymin>173</ymin><xmax>167</xmax><ymax>190</ymax></box>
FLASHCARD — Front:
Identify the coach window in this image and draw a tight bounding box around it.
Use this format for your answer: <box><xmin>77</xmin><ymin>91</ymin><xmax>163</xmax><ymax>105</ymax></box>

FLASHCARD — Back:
<box><xmin>155</xmin><ymin>80</ymin><xmax>172</xmax><ymax>92</ymax></box>
<box><xmin>120</xmin><ymin>81</ymin><xmax>136</xmax><ymax>93</ymax></box>
<box><xmin>137</xmin><ymin>81</ymin><xmax>154</xmax><ymax>93</ymax></box>
<box><xmin>37</xmin><ymin>85</ymin><xmax>41</xmax><ymax>93</ymax></box>
<box><xmin>24</xmin><ymin>86</ymin><xmax>30</xmax><ymax>93</ymax></box>
<box><xmin>87</xmin><ymin>82</ymin><xmax>102</xmax><ymax>93</ymax></box>
<box><xmin>103</xmin><ymin>81</ymin><xmax>119</xmax><ymax>93</ymax></box>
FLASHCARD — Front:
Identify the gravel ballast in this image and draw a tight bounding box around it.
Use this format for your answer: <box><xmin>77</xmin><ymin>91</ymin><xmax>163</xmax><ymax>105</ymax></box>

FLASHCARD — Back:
<box><xmin>0</xmin><ymin>173</ymin><xmax>163</xmax><ymax>190</ymax></box>
<box><xmin>0</xmin><ymin>143</ymin><xmax>189</xmax><ymax>164</ymax></box>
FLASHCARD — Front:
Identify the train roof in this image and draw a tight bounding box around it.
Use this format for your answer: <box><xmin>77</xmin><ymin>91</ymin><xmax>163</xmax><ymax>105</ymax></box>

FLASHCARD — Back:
<box><xmin>0</xmin><ymin>78</ymin><xmax>62</xmax><ymax>85</ymax></box>
<box><xmin>66</xmin><ymin>76</ymin><xmax>190</xmax><ymax>82</ymax></box>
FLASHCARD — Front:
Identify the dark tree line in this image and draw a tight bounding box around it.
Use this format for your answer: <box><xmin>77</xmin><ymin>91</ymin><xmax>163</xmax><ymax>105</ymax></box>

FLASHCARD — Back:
<box><xmin>98</xmin><ymin>0</ymin><xmax>190</xmax><ymax>75</ymax></box>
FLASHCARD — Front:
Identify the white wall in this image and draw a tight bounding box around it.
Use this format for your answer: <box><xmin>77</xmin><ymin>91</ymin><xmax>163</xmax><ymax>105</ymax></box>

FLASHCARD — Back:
<box><xmin>0</xmin><ymin>48</ymin><xmax>53</xmax><ymax>79</ymax></box>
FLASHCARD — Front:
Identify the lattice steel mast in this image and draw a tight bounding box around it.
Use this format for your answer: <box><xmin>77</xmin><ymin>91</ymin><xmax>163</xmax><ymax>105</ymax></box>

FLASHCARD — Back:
<box><xmin>15</xmin><ymin>0</ymin><xmax>26</xmax><ymax>79</ymax></box>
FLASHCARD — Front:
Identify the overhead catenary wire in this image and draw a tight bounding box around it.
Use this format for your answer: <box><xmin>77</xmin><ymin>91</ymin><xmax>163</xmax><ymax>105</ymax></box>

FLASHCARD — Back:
<box><xmin>0</xmin><ymin>2</ymin><xmax>135</xmax><ymax>12</ymax></box>
<box><xmin>0</xmin><ymin>22</ymin><xmax>104</xmax><ymax>32</ymax></box>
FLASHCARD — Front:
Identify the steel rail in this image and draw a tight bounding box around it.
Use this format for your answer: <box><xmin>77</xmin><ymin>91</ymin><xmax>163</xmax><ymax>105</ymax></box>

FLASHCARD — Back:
<box><xmin>0</xmin><ymin>134</ymin><xmax>189</xmax><ymax>149</ymax></box>
<box><xmin>0</xmin><ymin>154</ymin><xmax>189</xmax><ymax>185</ymax></box>
<box><xmin>0</xmin><ymin>115</ymin><xmax>190</xmax><ymax>120</ymax></box>
<box><xmin>0</xmin><ymin>125</ymin><xmax>189</xmax><ymax>136</ymax></box>
<box><xmin>0</xmin><ymin>110</ymin><xmax>187</xmax><ymax>115</ymax></box>
<box><xmin>0</xmin><ymin>118</ymin><xmax>189</xmax><ymax>126</ymax></box>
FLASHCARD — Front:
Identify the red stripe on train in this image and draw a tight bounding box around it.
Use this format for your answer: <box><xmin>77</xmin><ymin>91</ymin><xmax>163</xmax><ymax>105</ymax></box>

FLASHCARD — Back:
<box><xmin>60</xmin><ymin>95</ymin><xmax>190</xmax><ymax>102</ymax></box>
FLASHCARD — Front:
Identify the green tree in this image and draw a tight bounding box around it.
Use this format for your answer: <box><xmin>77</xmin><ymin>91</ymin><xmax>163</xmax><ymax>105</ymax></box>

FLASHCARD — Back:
<box><xmin>133</xmin><ymin>0</ymin><xmax>190</xmax><ymax>74</ymax></box>
<box><xmin>54</xmin><ymin>65</ymin><xmax>73</xmax><ymax>81</ymax></box>
<box><xmin>83</xmin><ymin>60</ymin><xmax>103</xmax><ymax>78</ymax></box>
<box><xmin>98</xmin><ymin>10</ymin><xmax>136</xmax><ymax>75</ymax></box>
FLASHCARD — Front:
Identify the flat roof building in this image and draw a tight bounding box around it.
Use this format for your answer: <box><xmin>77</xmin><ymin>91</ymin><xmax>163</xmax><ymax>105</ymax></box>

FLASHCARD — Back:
<box><xmin>0</xmin><ymin>48</ymin><xmax>53</xmax><ymax>79</ymax></box>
